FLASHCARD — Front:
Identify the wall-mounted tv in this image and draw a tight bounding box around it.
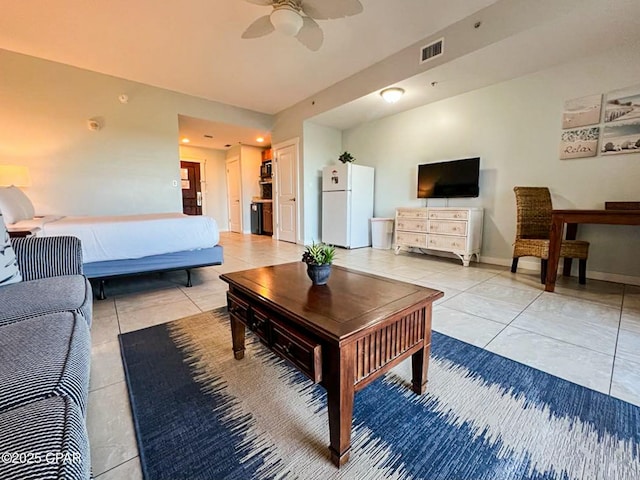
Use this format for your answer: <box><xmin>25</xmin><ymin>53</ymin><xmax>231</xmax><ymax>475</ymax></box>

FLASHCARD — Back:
<box><xmin>417</xmin><ymin>157</ymin><xmax>480</xmax><ymax>198</ymax></box>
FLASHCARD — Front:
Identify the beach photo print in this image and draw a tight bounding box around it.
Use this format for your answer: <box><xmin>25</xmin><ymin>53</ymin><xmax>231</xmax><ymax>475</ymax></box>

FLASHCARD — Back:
<box><xmin>601</xmin><ymin>120</ymin><xmax>640</xmax><ymax>155</ymax></box>
<box><xmin>604</xmin><ymin>84</ymin><xmax>640</xmax><ymax>123</ymax></box>
<box><xmin>562</xmin><ymin>94</ymin><xmax>602</xmax><ymax>129</ymax></box>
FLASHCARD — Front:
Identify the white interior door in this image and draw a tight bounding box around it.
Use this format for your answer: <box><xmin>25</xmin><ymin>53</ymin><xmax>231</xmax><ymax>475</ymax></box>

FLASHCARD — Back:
<box><xmin>273</xmin><ymin>140</ymin><xmax>298</xmax><ymax>243</ymax></box>
<box><xmin>226</xmin><ymin>156</ymin><xmax>242</xmax><ymax>233</ymax></box>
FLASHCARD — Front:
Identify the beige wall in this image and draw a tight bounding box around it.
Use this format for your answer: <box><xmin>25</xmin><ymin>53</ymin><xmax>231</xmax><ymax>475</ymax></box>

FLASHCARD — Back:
<box><xmin>0</xmin><ymin>49</ymin><xmax>272</xmax><ymax>217</ymax></box>
<box><xmin>302</xmin><ymin>122</ymin><xmax>342</xmax><ymax>244</ymax></box>
<box><xmin>342</xmin><ymin>44</ymin><xmax>640</xmax><ymax>283</ymax></box>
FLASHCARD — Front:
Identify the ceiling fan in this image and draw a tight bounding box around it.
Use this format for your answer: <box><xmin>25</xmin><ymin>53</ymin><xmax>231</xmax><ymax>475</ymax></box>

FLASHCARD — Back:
<box><xmin>241</xmin><ymin>0</ymin><xmax>364</xmax><ymax>51</ymax></box>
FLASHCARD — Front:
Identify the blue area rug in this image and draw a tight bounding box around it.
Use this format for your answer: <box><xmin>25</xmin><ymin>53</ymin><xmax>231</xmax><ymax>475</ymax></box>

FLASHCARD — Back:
<box><xmin>119</xmin><ymin>307</ymin><xmax>640</xmax><ymax>479</ymax></box>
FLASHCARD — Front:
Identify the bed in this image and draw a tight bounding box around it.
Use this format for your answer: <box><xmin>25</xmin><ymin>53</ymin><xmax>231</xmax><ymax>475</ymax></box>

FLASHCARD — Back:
<box><xmin>1</xmin><ymin>185</ymin><xmax>223</xmax><ymax>299</ymax></box>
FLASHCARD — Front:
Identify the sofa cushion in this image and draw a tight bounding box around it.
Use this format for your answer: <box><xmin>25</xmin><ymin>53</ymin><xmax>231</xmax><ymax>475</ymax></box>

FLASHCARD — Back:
<box><xmin>0</xmin><ymin>212</ymin><xmax>21</xmax><ymax>286</ymax></box>
<box><xmin>0</xmin><ymin>312</ymin><xmax>91</xmax><ymax>414</ymax></box>
<box><xmin>0</xmin><ymin>275</ymin><xmax>92</xmax><ymax>327</ymax></box>
<box><xmin>0</xmin><ymin>396</ymin><xmax>90</xmax><ymax>480</ymax></box>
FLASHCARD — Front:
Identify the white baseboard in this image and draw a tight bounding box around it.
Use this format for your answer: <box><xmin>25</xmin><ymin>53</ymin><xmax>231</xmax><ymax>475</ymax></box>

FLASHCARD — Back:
<box><xmin>479</xmin><ymin>255</ymin><xmax>640</xmax><ymax>287</ymax></box>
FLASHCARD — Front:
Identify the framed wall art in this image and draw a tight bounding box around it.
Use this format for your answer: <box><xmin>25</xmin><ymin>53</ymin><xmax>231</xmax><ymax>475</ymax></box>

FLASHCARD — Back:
<box><xmin>604</xmin><ymin>85</ymin><xmax>640</xmax><ymax>123</ymax></box>
<box><xmin>562</xmin><ymin>94</ymin><xmax>602</xmax><ymax>129</ymax></box>
<box><xmin>559</xmin><ymin>127</ymin><xmax>600</xmax><ymax>159</ymax></box>
<box><xmin>601</xmin><ymin>120</ymin><xmax>640</xmax><ymax>155</ymax></box>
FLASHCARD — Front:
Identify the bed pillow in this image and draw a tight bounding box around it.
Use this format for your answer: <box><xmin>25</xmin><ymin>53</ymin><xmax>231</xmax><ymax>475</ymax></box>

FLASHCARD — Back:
<box><xmin>0</xmin><ymin>186</ymin><xmax>34</xmax><ymax>224</ymax></box>
<box><xmin>0</xmin><ymin>212</ymin><xmax>22</xmax><ymax>286</ymax></box>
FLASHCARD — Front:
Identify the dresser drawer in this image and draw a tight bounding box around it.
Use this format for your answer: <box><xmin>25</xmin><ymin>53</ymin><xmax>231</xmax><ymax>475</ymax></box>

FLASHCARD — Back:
<box><xmin>271</xmin><ymin>318</ymin><xmax>322</xmax><ymax>383</ymax></box>
<box><xmin>427</xmin><ymin>235</ymin><xmax>467</xmax><ymax>251</ymax></box>
<box><xmin>428</xmin><ymin>210</ymin><xmax>468</xmax><ymax>220</ymax></box>
<box><xmin>227</xmin><ymin>292</ymin><xmax>250</xmax><ymax>323</ymax></box>
<box><xmin>396</xmin><ymin>232</ymin><xmax>427</xmax><ymax>248</ymax></box>
<box><xmin>427</xmin><ymin>220</ymin><xmax>467</xmax><ymax>236</ymax></box>
<box><xmin>248</xmin><ymin>307</ymin><xmax>271</xmax><ymax>344</ymax></box>
<box><xmin>396</xmin><ymin>209</ymin><xmax>427</xmax><ymax>219</ymax></box>
<box><xmin>396</xmin><ymin>219</ymin><xmax>427</xmax><ymax>232</ymax></box>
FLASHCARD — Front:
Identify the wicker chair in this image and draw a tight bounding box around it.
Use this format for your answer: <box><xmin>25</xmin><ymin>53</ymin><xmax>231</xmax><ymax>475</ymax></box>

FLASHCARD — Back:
<box><xmin>511</xmin><ymin>187</ymin><xmax>589</xmax><ymax>284</ymax></box>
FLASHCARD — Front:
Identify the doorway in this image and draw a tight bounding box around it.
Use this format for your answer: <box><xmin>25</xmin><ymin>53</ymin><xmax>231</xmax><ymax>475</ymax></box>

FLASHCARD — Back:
<box><xmin>180</xmin><ymin>160</ymin><xmax>203</xmax><ymax>215</ymax></box>
<box><xmin>226</xmin><ymin>156</ymin><xmax>242</xmax><ymax>233</ymax></box>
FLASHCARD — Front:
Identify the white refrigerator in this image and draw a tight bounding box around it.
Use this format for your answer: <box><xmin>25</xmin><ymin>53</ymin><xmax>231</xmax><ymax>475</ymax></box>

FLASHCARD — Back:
<box><xmin>322</xmin><ymin>163</ymin><xmax>375</xmax><ymax>248</ymax></box>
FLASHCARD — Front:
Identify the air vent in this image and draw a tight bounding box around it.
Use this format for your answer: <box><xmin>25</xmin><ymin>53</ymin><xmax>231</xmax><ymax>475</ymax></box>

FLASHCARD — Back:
<box><xmin>204</xmin><ymin>134</ymin><xmax>213</xmax><ymax>138</ymax></box>
<box><xmin>420</xmin><ymin>38</ymin><xmax>443</xmax><ymax>64</ymax></box>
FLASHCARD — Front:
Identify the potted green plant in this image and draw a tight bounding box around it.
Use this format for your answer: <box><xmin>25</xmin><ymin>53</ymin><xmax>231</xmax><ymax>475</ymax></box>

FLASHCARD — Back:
<box><xmin>338</xmin><ymin>151</ymin><xmax>355</xmax><ymax>164</ymax></box>
<box><xmin>301</xmin><ymin>241</ymin><xmax>336</xmax><ymax>285</ymax></box>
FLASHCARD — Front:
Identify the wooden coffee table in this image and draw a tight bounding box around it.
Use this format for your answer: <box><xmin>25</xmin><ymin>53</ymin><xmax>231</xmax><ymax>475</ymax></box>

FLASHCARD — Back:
<box><xmin>220</xmin><ymin>262</ymin><xmax>443</xmax><ymax>467</ymax></box>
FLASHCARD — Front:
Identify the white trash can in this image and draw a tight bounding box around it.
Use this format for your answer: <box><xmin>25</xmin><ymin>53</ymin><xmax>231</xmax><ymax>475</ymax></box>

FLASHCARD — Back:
<box><xmin>370</xmin><ymin>218</ymin><xmax>394</xmax><ymax>249</ymax></box>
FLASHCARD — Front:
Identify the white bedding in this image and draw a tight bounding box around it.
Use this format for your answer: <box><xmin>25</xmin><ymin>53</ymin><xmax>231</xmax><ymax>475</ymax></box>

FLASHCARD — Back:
<box><xmin>12</xmin><ymin>213</ymin><xmax>220</xmax><ymax>263</ymax></box>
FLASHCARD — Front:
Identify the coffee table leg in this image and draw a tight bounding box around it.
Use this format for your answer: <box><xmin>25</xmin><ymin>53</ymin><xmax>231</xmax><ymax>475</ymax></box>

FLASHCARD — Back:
<box><xmin>230</xmin><ymin>316</ymin><xmax>245</xmax><ymax>360</ymax></box>
<box><xmin>411</xmin><ymin>343</ymin><xmax>430</xmax><ymax>395</ymax></box>
<box><xmin>325</xmin><ymin>343</ymin><xmax>355</xmax><ymax>467</ymax></box>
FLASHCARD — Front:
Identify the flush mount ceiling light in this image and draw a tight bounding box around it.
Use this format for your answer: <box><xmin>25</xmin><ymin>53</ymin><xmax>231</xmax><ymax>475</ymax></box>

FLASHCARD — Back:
<box><xmin>256</xmin><ymin>137</ymin><xmax>265</xmax><ymax>143</ymax></box>
<box><xmin>181</xmin><ymin>138</ymin><xmax>190</xmax><ymax>144</ymax></box>
<box><xmin>270</xmin><ymin>5</ymin><xmax>303</xmax><ymax>36</ymax></box>
<box><xmin>380</xmin><ymin>87</ymin><xmax>405</xmax><ymax>104</ymax></box>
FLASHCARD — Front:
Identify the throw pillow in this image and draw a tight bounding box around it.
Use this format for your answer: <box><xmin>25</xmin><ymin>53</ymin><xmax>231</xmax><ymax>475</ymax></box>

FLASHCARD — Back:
<box><xmin>0</xmin><ymin>212</ymin><xmax>22</xmax><ymax>286</ymax></box>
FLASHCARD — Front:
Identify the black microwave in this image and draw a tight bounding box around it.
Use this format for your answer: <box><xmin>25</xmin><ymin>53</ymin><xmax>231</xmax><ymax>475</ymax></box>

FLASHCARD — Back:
<box><xmin>260</xmin><ymin>161</ymin><xmax>272</xmax><ymax>178</ymax></box>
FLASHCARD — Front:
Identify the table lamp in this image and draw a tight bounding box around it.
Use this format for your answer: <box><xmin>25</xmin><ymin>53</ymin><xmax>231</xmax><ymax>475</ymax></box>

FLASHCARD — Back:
<box><xmin>0</xmin><ymin>165</ymin><xmax>31</xmax><ymax>187</ymax></box>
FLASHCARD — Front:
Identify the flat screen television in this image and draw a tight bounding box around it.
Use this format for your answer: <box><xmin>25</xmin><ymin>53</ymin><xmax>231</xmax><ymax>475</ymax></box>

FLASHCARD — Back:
<box><xmin>417</xmin><ymin>157</ymin><xmax>480</xmax><ymax>198</ymax></box>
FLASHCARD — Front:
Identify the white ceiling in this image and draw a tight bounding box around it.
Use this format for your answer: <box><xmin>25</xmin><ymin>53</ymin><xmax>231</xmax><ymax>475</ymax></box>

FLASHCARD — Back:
<box><xmin>1</xmin><ymin>0</ymin><xmax>639</xmax><ymax>149</ymax></box>
<box><xmin>178</xmin><ymin>115</ymin><xmax>271</xmax><ymax>150</ymax></box>
<box><xmin>312</xmin><ymin>0</ymin><xmax>640</xmax><ymax>130</ymax></box>
<box><xmin>0</xmin><ymin>0</ymin><xmax>496</xmax><ymax>114</ymax></box>
<box><xmin>0</xmin><ymin>0</ymin><xmax>495</xmax><ymax>148</ymax></box>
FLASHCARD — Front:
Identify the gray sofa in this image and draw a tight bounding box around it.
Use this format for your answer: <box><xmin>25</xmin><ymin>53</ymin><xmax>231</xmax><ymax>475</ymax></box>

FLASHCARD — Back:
<box><xmin>0</xmin><ymin>235</ymin><xmax>93</xmax><ymax>480</ymax></box>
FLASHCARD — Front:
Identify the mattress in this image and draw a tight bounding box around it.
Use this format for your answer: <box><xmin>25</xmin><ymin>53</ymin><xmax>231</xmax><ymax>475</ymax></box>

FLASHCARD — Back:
<box><xmin>12</xmin><ymin>213</ymin><xmax>220</xmax><ymax>263</ymax></box>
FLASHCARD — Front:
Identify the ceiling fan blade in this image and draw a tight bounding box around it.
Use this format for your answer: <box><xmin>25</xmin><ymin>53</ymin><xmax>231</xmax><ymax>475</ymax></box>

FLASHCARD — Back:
<box><xmin>243</xmin><ymin>0</ymin><xmax>273</xmax><ymax>5</ymax></box>
<box><xmin>301</xmin><ymin>0</ymin><xmax>363</xmax><ymax>20</ymax></box>
<box><xmin>241</xmin><ymin>15</ymin><xmax>275</xmax><ymax>39</ymax></box>
<box><xmin>296</xmin><ymin>17</ymin><xmax>323</xmax><ymax>51</ymax></box>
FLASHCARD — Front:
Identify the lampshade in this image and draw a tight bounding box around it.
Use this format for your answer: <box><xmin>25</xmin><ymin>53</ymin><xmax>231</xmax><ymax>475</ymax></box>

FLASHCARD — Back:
<box><xmin>380</xmin><ymin>87</ymin><xmax>405</xmax><ymax>104</ymax></box>
<box><xmin>270</xmin><ymin>6</ymin><xmax>304</xmax><ymax>37</ymax></box>
<box><xmin>0</xmin><ymin>165</ymin><xmax>31</xmax><ymax>187</ymax></box>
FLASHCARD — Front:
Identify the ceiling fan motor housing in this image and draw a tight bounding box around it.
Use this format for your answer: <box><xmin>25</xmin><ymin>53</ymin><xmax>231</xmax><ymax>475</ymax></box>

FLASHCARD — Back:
<box><xmin>242</xmin><ymin>0</ymin><xmax>363</xmax><ymax>50</ymax></box>
<box><xmin>273</xmin><ymin>0</ymin><xmax>302</xmax><ymax>11</ymax></box>
<box><xmin>270</xmin><ymin>1</ymin><xmax>304</xmax><ymax>36</ymax></box>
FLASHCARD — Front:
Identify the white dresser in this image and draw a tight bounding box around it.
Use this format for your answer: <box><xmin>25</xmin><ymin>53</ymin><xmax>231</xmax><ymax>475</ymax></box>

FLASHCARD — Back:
<box><xmin>394</xmin><ymin>207</ymin><xmax>484</xmax><ymax>266</ymax></box>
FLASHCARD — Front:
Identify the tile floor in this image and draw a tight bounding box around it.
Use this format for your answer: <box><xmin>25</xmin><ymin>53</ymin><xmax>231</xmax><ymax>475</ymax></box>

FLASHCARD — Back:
<box><xmin>88</xmin><ymin>232</ymin><xmax>640</xmax><ymax>478</ymax></box>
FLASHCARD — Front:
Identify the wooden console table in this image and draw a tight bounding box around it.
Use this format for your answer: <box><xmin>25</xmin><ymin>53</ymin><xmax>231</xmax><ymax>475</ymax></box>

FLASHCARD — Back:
<box><xmin>220</xmin><ymin>262</ymin><xmax>442</xmax><ymax>467</ymax></box>
<box><xmin>545</xmin><ymin>209</ymin><xmax>640</xmax><ymax>292</ymax></box>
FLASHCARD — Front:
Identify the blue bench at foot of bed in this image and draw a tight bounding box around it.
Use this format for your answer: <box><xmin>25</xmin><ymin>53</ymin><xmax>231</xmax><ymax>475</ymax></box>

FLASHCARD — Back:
<box><xmin>83</xmin><ymin>246</ymin><xmax>223</xmax><ymax>299</ymax></box>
